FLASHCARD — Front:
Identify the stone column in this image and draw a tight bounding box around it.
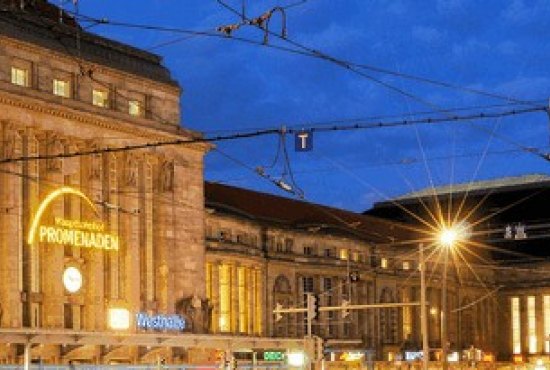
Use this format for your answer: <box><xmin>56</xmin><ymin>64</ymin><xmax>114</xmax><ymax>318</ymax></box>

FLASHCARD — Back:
<box><xmin>39</xmin><ymin>132</ymin><xmax>65</xmax><ymax>329</ymax></box>
<box><xmin>81</xmin><ymin>142</ymin><xmax>105</xmax><ymax>331</ymax></box>
<box><xmin>120</xmin><ymin>153</ymin><xmax>141</xmax><ymax>315</ymax></box>
<box><xmin>210</xmin><ymin>262</ymin><xmax>220</xmax><ymax>333</ymax></box>
<box><xmin>0</xmin><ymin>122</ymin><xmax>23</xmax><ymax>328</ymax></box>
<box><xmin>154</xmin><ymin>159</ymin><xmax>171</xmax><ymax>313</ymax></box>
<box><xmin>105</xmin><ymin>153</ymin><xmax>120</xmax><ymax>302</ymax></box>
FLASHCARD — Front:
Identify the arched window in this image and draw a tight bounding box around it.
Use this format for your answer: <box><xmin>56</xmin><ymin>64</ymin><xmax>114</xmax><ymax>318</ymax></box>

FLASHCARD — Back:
<box><xmin>273</xmin><ymin>275</ymin><xmax>293</xmax><ymax>337</ymax></box>
<box><xmin>380</xmin><ymin>288</ymin><xmax>397</xmax><ymax>344</ymax></box>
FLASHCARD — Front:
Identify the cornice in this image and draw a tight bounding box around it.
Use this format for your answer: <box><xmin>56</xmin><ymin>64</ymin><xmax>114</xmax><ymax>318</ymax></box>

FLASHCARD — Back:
<box><xmin>0</xmin><ymin>92</ymin><xmax>210</xmax><ymax>154</ymax></box>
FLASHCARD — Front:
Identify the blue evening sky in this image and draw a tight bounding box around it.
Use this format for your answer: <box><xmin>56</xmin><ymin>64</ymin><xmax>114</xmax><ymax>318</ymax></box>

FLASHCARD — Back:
<box><xmin>73</xmin><ymin>0</ymin><xmax>550</xmax><ymax>212</ymax></box>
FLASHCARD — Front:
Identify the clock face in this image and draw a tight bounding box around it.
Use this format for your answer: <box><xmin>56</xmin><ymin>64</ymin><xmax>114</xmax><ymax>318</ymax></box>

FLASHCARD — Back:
<box><xmin>63</xmin><ymin>266</ymin><xmax>82</xmax><ymax>293</ymax></box>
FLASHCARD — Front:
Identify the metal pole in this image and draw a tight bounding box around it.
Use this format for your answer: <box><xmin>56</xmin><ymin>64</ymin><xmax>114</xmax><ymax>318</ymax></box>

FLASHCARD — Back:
<box><xmin>442</xmin><ymin>248</ymin><xmax>449</xmax><ymax>370</ymax></box>
<box><xmin>24</xmin><ymin>343</ymin><xmax>31</xmax><ymax>370</ymax></box>
<box><xmin>306</xmin><ymin>292</ymin><xmax>312</xmax><ymax>339</ymax></box>
<box><xmin>306</xmin><ymin>293</ymin><xmax>312</xmax><ymax>370</ymax></box>
<box><xmin>420</xmin><ymin>244</ymin><xmax>429</xmax><ymax>370</ymax></box>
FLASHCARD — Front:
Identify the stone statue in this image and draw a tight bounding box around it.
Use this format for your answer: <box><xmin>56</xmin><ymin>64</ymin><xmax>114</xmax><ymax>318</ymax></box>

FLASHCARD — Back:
<box><xmin>47</xmin><ymin>137</ymin><xmax>64</xmax><ymax>172</ymax></box>
<box><xmin>159</xmin><ymin>161</ymin><xmax>174</xmax><ymax>192</ymax></box>
<box><xmin>176</xmin><ymin>295</ymin><xmax>213</xmax><ymax>334</ymax></box>
<box><xmin>124</xmin><ymin>154</ymin><xmax>138</xmax><ymax>187</ymax></box>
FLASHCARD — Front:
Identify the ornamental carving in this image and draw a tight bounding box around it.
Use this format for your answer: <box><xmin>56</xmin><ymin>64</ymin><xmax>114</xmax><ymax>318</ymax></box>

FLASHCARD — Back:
<box><xmin>86</xmin><ymin>141</ymin><xmax>103</xmax><ymax>180</ymax></box>
<box><xmin>1</xmin><ymin>123</ymin><xmax>21</xmax><ymax>159</ymax></box>
<box><xmin>176</xmin><ymin>295</ymin><xmax>213</xmax><ymax>334</ymax></box>
<box><xmin>123</xmin><ymin>153</ymin><xmax>138</xmax><ymax>187</ymax></box>
<box><xmin>159</xmin><ymin>160</ymin><xmax>174</xmax><ymax>192</ymax></box>
<box><xmin>45</xmin><ymin>134</ymin><xmax>64</xmax><ymax>172</ymax></box>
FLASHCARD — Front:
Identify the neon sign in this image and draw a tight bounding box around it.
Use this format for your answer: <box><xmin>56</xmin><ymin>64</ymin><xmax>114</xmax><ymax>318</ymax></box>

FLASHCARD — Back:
<box><xmin>136</xmin><ymin>313</ymin><xmax>186</xmax><ymax>331</ymax></box>
<box><xmin>28</xmin><ymin>187</ymin><xmax>119</xmax><ymax>251</ymax></box>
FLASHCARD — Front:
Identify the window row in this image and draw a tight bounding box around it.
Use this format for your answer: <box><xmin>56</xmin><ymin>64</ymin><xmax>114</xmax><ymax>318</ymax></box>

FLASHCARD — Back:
<box><xmin>10</xmin><ymin>66</ymin><xmax>146</xmax><ymax>117</ymax></box>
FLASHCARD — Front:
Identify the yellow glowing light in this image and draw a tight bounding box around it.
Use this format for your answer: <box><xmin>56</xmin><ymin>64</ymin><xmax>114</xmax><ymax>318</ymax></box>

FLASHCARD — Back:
<box><xmin>439</xmin><ymin>228</ymin><xmax>458</xmax><ymax>247</ymax></box>
<box><xmin>109</xmin><ymin>308</ymin><xmax>130</xmax><ymax>330</ymax></box>
<box><xmin>28</xmin><ymin>187</ymin><xmax>99</xmax><ymax>245</ymax></box>
<box><xmin>287</xmin><ymin>352</ymin><xmax>306</xmax><ymax>367</ymax></box>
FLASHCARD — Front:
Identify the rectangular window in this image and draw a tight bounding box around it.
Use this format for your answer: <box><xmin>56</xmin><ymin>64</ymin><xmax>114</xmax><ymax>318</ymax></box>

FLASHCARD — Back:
<box><xmin>352</xmin><ymin>251</ymin><xmax>360</xmax><ymax>262</ymax></box>
<box><xmin>92</xmin><ymin>89</ymin><xmax>109</xmax><ymax>107</ymax></box>
<box><xmin>511</xmin><ymin>297</ymin><xmax>521</xmax><ymax>354</ymax></box>
<box><xmin>339</xmin><ymin>249</ymin><xmax>349</xmax><ymax>260</ymax></box>
<box><xmin>129</xmin><ymin>100</ymin><xmax>141</xmax><ymax>116</ymax></box>
<box><xmin>545</xmin><ymin>295</ymin><xmax>550</xmax><ymax>353</ymax></box>
<box><xmin>403</xmin><ymin>261</ymin><xmax>410</xmax><ymax>270</ymax></box>
<box><xmin>53</xmin><ymin>79</ymin><xmax>70</xmax><ymax>97</ymax></box>
<box><xmin>11</xmin><ymin>67</ymin><xmax>28</xmax><ymax>86</ymax></box>
<box><xmin>528</xmin><ymin>296</ymin><xmax>537</xmax><ymax>354</ymax></box>
<box><xmin>302</xmin><ymin>276</ymin><xmax>314</xmax><ymax>293</ymax></box>
<box><xmin>238</xmin><ymin>267</ymin><xmax>249</xmax><ymax>333</ymax></box>
<box><xmin>304</xmin><ymin>246</ymin><xmax>313</xmax><ymax>256</ymax></box>
<box><xmin>219</xmin><ymin>264</ymin><xmax>231</xmax><ymax>332</ymax></box>
<box><xmin>285</xmin><ymin>238</ymin><xmax>294</xmax><ymax>253</ymax></box>
<box><xmin>402</xmin><ymin>289</ymin><xmax>412</xmax><ymax>339</ymax></box>
<box><xmin>381</xmin><ymin>258</ymin><xmax>388</xmax><ymax>269</ymax></box>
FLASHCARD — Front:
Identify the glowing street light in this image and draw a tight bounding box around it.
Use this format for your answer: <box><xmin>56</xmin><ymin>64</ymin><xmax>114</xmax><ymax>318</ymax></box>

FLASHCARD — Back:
<box><xmin>437</xmin><ymin>223</ymin><xmax>469</xmax><ymax>370</ymax></box>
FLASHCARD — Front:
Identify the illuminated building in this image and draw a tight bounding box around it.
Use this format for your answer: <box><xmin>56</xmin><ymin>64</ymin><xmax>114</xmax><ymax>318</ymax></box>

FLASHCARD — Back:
<box><xmin>0</xmin><ymin>0</ymin><xmax>212</xmax><ymax>363</ymax></box>
<box><xmin>2</xmin><ymin>0</ymin><xmax>549</xmax><ymax>366</ymax></box>
<box><xmin>368</xmin><ymin>174</ymin><xmax>550</xmax><ymax>362</ymax></box>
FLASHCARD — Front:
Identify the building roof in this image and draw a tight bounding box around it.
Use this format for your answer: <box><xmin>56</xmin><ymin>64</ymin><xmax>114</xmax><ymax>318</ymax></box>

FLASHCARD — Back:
<box><xmin>0</xmin><ymin>0</ymin><xmax>179</xmax><ymax>87</ymax></box>
<box><xmin>205</xmin><ymin>182</ymin><xmax>412</xmax><ymax>245</ymax></box>
<box><xmin>378</xmin><ymin>174</ymin><xmax>550</xmax><ymax>207</ymax></box>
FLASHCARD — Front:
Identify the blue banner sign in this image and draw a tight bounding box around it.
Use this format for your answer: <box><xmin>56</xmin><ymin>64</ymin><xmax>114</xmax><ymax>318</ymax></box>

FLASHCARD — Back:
<box><xmin>136</xmin><ymin>313</ymin><xmax>185</xmax><ymax>331</ymax></box>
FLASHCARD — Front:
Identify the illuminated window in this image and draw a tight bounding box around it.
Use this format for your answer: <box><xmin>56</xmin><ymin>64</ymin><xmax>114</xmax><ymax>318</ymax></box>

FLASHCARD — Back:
<box><xmin>92</xmin><ymin>89</ymin><xmax>109</xmax><ymax>107</ymax></box>
<box><xmin>11</xmin><ymin>67</ymin><xmax>28</xmax><ymax>86</ymax></box>
<box><xmin>340</xmin><ymin>249</ymin><xmax>349</xmax><ymax>260</ymax></box>
<box><xmin>238</xmin><ymin>267</ymin><xmax>249</xmax><ymax>333</ymax></box>
<box><xmin>511</xmin><ymin>297</ymin><xmax>521</xmax><ymax>354</ymax></box>
<box><xmin>545</xmin><ymin>295</ymin><xmax>550</xmax><ymax>353</ymax></box>
<box><xmin>129</xmin><ymin>100</ymin><xmax>141</xmax><ymax>116</ymax></box>
<box><xmin>403</xmin><ymin>261</ymin><xmax>410</xmax><ymax>270</ymax></box>
<box><xmin>381</xmin><ymin>258</ymin><xmax>388</xmax><ymax>269</ymax></box>
<box><xmin>219</xmin><ymin>264</ymin><xmax>232</xmax><ymax>332</ymax></box>
<box><xmin>402</xmin><ymin>289</ymin><xmax>412</xmax><ymax>338</ymax></box>
<box><xmin>352</xmin><ymin>251</ymin><xmax>360</xmax><ymax>262</ymax></box>
<box><xmin>254</xmin><ymin>269</ymin><xmax>262</xmax><ymax>335</ymax></box>
<box><xmin>528</xmin><ymin>296</ymin><xmax>537</xmax><ymax>354</ymax></box>
<box><xmin>53</xmin><ymin>79</ymin><xmax>70</xmax><ymax>97</ymax></box>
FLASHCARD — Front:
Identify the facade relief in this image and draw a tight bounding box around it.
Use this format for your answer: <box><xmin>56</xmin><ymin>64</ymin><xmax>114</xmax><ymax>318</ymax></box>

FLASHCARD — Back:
<box><xmin>176</xmin><ymin>294</ymin><xmax>213</xmax><ymax>334</ymax></box>
<box><xmin>159</xmin><ymin>160</ymin><xmax>174</xmax><ymax>192</ymax></box>
<box><xmin>1</xmin><ymin>122</ymin><xmax>21</xmax><ymax>159</ymax></box>
<box><xmin>123</xmin><ymin>153</ymin><xmax>139</xmax><ymax>187</ymax></box>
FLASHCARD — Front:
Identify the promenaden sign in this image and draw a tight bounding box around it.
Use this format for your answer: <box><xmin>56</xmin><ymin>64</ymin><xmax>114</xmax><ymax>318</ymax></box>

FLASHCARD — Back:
<box><xmin>136</xmin><ymin>313</ymin><xmax>186</xmax><ymax>331</ymax></box>
<box><xmin>27</xmin><ymin>187</ymin><xmax>119</xmax><ymax>251</ymax></box>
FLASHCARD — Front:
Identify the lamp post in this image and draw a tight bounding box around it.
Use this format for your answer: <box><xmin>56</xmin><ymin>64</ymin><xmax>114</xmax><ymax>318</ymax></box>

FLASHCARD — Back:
<box><xmin>419</xmin><ymin>243</ymin><xmax>429</xmax><ymax>370</ymax></box>
<box><xmin>439</xmin><ymin>227</ymin><xmax>462</xmax><ymax>370</ymax></box>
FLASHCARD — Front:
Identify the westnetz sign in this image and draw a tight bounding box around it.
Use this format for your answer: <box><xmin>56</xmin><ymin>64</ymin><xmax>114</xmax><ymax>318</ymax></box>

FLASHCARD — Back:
<box><xmin>136</xmin><ymin>313</ymin><xmax>185</xmax><ymax>331</ymax></box>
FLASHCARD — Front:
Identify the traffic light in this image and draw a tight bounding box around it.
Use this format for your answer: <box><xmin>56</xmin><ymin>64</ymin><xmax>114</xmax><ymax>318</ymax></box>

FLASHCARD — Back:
<box><xmin>341</xmin><ymin>299</ymin><xmax>350</xmax><ymax>318</ymax></box>
<box><xmin>307</xmin><ymin>294</ymin><xmax>320</xmax><ymax>320</ymax></box>
<box><xmin>274</xmin><ymin>302</ymin><xmax>283</xmax><ymax>322</ymax></box>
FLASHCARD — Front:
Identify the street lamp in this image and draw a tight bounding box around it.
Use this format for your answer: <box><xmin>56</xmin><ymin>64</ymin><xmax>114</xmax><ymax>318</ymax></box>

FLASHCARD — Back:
<box><xmin>438</xmin><ymin>225</ymin><xmax>462</xmax><ymax>370</ymax></box>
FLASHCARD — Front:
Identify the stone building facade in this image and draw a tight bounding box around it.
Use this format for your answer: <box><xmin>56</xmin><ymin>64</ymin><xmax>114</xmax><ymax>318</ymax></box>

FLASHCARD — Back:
<box><xmin>204</xmin><ymin>182</ymin><xmax>497</xmax><ymax>361</ymax></box>
<box><xmin>0</xmin><ymin>0</ymin><xmax>209</xmax><ymax>363</ymax></box>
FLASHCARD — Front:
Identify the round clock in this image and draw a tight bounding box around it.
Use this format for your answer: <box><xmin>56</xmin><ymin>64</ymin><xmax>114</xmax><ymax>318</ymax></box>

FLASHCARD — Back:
<box><xmin>63</xmin><ymin>266</ymin><xmax>82</xmax><ymax>293</ymax></box>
